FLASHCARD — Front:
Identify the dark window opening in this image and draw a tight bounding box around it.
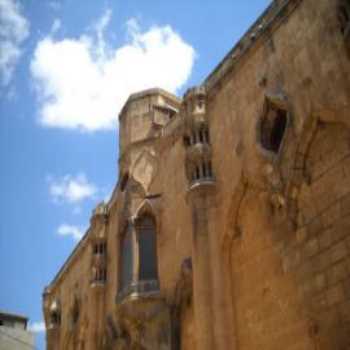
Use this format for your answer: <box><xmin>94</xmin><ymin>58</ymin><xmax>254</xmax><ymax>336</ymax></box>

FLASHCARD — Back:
<box><xmin>95</xmin><ymin>268</ymin><xmax>107</xmax><ymax>282</ymax></box>
<box><xmin>191</xmin><ymin>170</ymin><xmax>196</xmax><ymax>181</ymax></box>
<box><xmin>120</xmin><ymin>173</ymin><xmax>129</xmax><ymax>192</ymax></box>
<box><xmin>195</xmin><ymin>166</ymin><xmax>200</xmax><ymax>180</ymax></box>
<box><xmin>260</xmin><ymin>107</ymin><xmax>287</xmax><ymax>153</ymax></box>
<box><xmin>73</xmin><ymin>310</ymin><xmax>79</xmax><ymax>324</ymax></box>
<box><xmin>202</xmin><ymin>163</ymin><xmax>207</xmax><ymax>177</ymax></box>
<box><xmin>192</xmin><ymin>161</ymin><xmax>213</xmax><ymax>182</ymax></box>
<box><xmin>205</xmin><ymin>129</ymin><xmax>210</xmax><ymax>144</ymax></box>
<box><xmin>199</xmin><ymin>129</ymin><xmax>204</xmax><ymax>143</ymax></box>
<box><xmin>72</xmin><ymin>300</ymin><xmax>80</xmax><ymax>325</ymax></box>
<box><xmin>51</xmin><ymin>311</ymin><xmax>61</xmax><ymax>326</ymax></box>
<box><xmin>120</xmin><ymin>226</ymin><xmax>133</xmax><ymax>291</ymax></box>
<box><xmin>0</xmin><ymin>320</ymin><xmax>3</xmax><ymax>326</ymax></box>
<box><xmin>338</xmin><ymin>2</ymin><xmax>350</xmax><ymax>35</ymax></box>
<box><xmin>192</xmin><ymin>132</ymin><xmax>197</xmax><ymax>144</ymax></box>
<box><xmin>137</xmin><ymin>216</ymin><xmax>158</xmax><ymax>281</ymax></box>
<box><xmin>93</xmin><ymin>242</ymin><xmax>106</xmax><ymax>255</ymax></box>
<box><xmin>208</xmin><ymin>161</ymin><xmax>213</xmax><ymax>177</ymax></box>
<box><xmin>339</xmin><ymin>6</ymin><xmax>349</xmax><ymax>33</ymax></box>
<box><xmin>183</xmin><ymin>135</ymin><xmax>191</xmax><ymax>147</ymax></box>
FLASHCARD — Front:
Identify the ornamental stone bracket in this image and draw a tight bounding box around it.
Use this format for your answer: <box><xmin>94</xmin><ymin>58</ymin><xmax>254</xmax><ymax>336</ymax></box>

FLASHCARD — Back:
<box><xmin>114</xmin><ymin>297</ymin><xmax>172</xmax><ymax>350</ymax></box>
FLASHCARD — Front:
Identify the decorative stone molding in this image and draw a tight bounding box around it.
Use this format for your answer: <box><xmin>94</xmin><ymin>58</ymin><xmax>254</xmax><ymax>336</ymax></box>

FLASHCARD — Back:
<box><xmin>90</xmin><ymin>204</ymin><xmax>108</xmax><ymax>287</ymax></box>
<box><xmin>183</xmin><ymin>85</ymin><xmax>216</xmax><ymax>194</ymax></box>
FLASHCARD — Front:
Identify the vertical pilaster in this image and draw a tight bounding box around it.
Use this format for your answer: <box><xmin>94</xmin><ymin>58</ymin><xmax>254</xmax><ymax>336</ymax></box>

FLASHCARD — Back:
<box><xmin>207</xmin><ymin>203</ymin><xmax>235</xmax><ymax>350</ymax></box>
<box><xmin>184</xmin><ymin>85</ymin><xmax>235</xmax><ymax>350</ymax></box>
<box><xmin>88</xmin><ymin>203</ymin><xmax>108</xmax><ymax>350</ymax></box>
<box><xmin>191</xmin><ymin>194</ymin><xmax>215</xmax><ymax>350</ymax></box>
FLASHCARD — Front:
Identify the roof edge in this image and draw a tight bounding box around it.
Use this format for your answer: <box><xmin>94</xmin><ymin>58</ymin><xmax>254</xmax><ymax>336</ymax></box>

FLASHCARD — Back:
<box><xmin>119</xmin><ymin>88</ymin><xmax>181</xmax><ymax>121</ymax></box>
<box><xmin>204</xmin><ymin>0</ymin><xmax>299</xmax><ymax>90</ymax></box>
<box><xmin>44</xmin><ymin>227</ymin><xmax>91</xmax><ymax>294</ymax></box>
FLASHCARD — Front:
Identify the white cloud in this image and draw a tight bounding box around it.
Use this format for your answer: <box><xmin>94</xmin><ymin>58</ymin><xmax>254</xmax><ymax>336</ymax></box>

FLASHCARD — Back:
<box><xmin>28</xmin><ymin>321</ymin><xmax>46</xmax><ymax>333</ymax></box>
<box><xmin>48</xmin><ymin>173</ymin><xmax>97</xmax><ymax>204</ymax></box>
<box><xmin>57</xmin><ymin>224</ymin><xmax>84</xmax><ymax>241</ymax></box>
<box><xmin>0</xmin><ymin>0</ymin><xmax>30</xmax><ymax>86</ymax></box>
<box><xmin>51</xmin><ymin>18</ymin><xmax>61</xmax><ymax>34</ymax></box>
<box><xmin>30</xmin><ymin>10</ymin><xmax>195</xmax><ymax>131</ymax></box>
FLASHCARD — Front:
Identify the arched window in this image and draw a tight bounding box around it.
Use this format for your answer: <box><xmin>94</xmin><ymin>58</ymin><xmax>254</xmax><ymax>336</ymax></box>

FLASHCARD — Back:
<box><xmin>120</xmin><ymin>225</ymin><xmax>133</xmax><ymax>292</ymax></box>
<box><xmin>136</xmin><ymin>215</ymin><xmax>158</xmax><ymax>281</ymax></box>
<box><xmin>183</xmin><ymin>135</ymin><xmax>191</xmax><ymax>147</ymax></box>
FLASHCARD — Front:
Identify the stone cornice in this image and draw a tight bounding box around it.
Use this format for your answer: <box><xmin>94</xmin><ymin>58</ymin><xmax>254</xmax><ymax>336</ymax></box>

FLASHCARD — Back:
<box><xmin>204</xmin><ymin>0</ymin><xmax>303</xmax><ymax>93</ymax></box>
<box><xmin>45</xmin><ymin>228</ymin><xmax>91</xmax><ymax>293</ymax></box>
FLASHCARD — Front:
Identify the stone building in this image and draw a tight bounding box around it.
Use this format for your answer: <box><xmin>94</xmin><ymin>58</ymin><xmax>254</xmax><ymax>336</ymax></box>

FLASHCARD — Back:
<box><xmin>0</xmin><ymin>311</ymin><xmax>34</xmax><ymax>350</ymax></box>
<box><xmin>43</xmin><ymin>0</ymin><xmax>350</xmax><ymax>349</ymax></box>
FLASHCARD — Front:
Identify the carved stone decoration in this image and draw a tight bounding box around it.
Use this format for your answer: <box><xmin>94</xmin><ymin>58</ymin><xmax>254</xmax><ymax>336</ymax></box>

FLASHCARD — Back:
<box><xmin>132</xmin><ymin>150</ymin><xmax>158</xmax><ymax>193</ymax></box>
<box><xmin>114</xmin><ymin>299</ymin><xmax>172</xmax><ymax>350</ymax></box>
<box><xmin>133</xmin><ymin>196</ymin><xmax>162</xmax><ymax>226</ymax></box>
<box><xmin>118</xmin><ymin>177</ymin><xmax>146</xmax><ymax>228</ymax></box>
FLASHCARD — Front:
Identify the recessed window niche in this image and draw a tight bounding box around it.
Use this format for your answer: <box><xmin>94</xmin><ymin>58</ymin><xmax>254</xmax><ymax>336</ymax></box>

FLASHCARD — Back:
<box><xmin>258</xmin><ymin>98</ymin><xmax>288</xmax><ymax>155</ymax></box>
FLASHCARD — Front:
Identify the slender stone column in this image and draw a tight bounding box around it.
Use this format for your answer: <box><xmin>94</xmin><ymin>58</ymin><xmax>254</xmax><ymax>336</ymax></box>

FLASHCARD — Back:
<box><xmin>190</xmin><ymin>186</ymin><xmax>235</xmax><ymax>350</ymax></box>
<box><xmin>184</xmin><ymin>85</ymin><xmax>235</xmax><ymax>350</ymax></box>
<box><xmin>207</xmin><ymin>203</ymin><xmax>235</xmax><ymax>350</ymax></box>
<box><xmin>87</xmin><ymin>286</ymin><xmax>104</xmax><ymax>350</ymax></box>
<box><xmin>189</xmin><ymin>187</ymin><xmax>215</xmax><ymax>350</ymax></box>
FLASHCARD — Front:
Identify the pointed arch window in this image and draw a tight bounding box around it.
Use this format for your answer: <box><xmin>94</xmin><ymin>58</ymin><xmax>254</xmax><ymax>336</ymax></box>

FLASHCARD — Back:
<box><xmin>120</xmin><ymin>224</ymin><xmax>133</xmax><ymax>292</ymax></box>
<box><xmin>117</xmin><ymin>213</ymin><xmax>159</xmax><ymax>302</ymax></box>
<box><xmin>136</xmin><ymin>215</ymin><xmax>158</xmax><ymax>281</ymax></box>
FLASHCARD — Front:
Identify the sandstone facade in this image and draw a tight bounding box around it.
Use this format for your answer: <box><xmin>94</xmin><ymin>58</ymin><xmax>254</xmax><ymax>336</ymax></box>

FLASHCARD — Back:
<box><xmin>43</xmin><ymin>0</ymin><xmax>350</xmax><ymax>349</ymax></box>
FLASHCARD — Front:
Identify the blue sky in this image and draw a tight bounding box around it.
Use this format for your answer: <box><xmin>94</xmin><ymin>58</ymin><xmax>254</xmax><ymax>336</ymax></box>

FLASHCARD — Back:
<box><xmin>0</xmin><ymin>0</ymin><xmax>271</xmax><ymax>348</ymax></box>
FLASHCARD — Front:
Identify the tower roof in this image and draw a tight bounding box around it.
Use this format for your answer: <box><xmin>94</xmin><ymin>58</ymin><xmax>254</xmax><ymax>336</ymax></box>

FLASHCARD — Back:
<box><xmin>119</xmin><ymin>88</ymin><xmax>181</xmax><ymax>121</ymax></box>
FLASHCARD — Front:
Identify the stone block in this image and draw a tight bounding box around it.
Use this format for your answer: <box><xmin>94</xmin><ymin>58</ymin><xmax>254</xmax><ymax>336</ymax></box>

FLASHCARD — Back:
<box><xmin>303</xmin><ymin>238</ymin><xmax>319</xmax><ymax>258</ymax></box>
<box><xmin>330</xmin><ymin>242</ymin><xmax>348</xmax><ymax>264</ymax></box>
<box><xmin>306</xmin><ymin>218</ymin><xmax>323</xmax><ymax>237</ymax></box>
<box><xmin>319</xmin><ymin>229</ymin><xmax>333</xmax><ymax>251</ymax></box>
<box><xmin>326</xmin><ymin>284</ymin><xmax>346</xmax><ymax>306</ymax></box>
<box><xmin>327</xmin><ymin>261</ymin><xmax>348</xmax><ymax>286</ymax></box>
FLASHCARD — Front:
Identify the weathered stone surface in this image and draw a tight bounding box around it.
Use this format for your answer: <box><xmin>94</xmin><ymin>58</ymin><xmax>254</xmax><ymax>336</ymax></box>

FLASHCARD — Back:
<box><xmin>43</xmin><ymin>0</ymin><xmax>350</xmax><ymax>349</ymax></box>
